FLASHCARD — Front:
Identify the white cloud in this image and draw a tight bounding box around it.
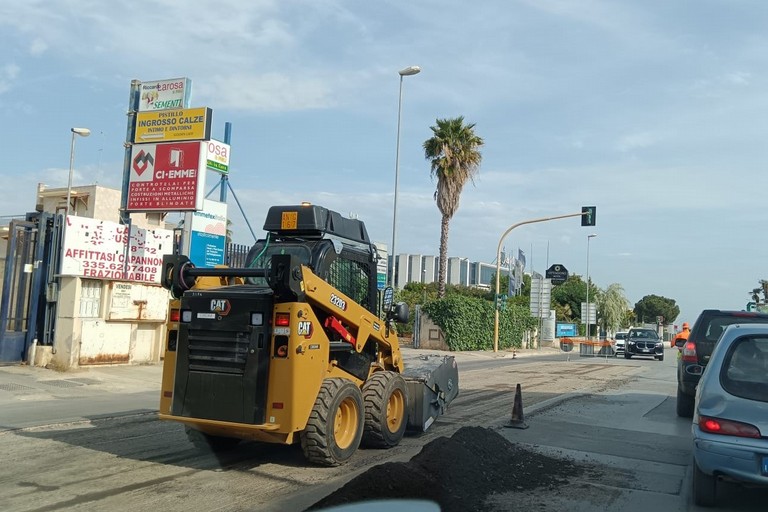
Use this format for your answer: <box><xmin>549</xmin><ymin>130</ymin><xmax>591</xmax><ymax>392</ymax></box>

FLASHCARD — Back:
<box><xmin>195</xmin><ymin>73</ymin><xmax>335</xmax><ymax>111</ymax></box>
<box><xmin>29</xmin><ymin>38</ymin><xmax>47</xmax><ymax>56</ymax></box>
<box><xmin>615</xmin><ymin>131</ymin><xmax>663</xmax><ymax>152</ymax></box>
<box><xmin>0</xmin><ymin>63</ymin><xmax>20</xmax><ymax>94</ymax></box>
<box><xmin>724</xmin><ymin>71</ymin><xmax>751</xmax><ymax>86</ymax></box>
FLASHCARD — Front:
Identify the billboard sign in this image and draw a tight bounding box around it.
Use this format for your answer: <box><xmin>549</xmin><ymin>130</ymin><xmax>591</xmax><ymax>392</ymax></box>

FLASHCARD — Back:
<box><xmin>529</xmin><ymin>275</ymin><xmax>551</xmax><ymax>316</ymax></box>
<box><xmin>138</xmin><ymin>77</ymin><xmax>191</xmax><ymax>112</ymax></box>
<box><xmin>556</xmin><ymin>322</ymin><xmax>578</xmax><ymax>337</ymax></box>
<box><xmin>128</xmin><ymin>141</ymin><xmax>206</xmax><ymax>212</ymax></box>
<box><xmin>133</xmin><ymin>107</ymin><xmax>212</xmax><ymax>143</ymax></box>
<box><xmin>206</xmin><ymin>139</ymin><xmax>231</xmax><ymax>174</ymax></box>
<box><xmin>61</xmin><ymin>216</ymin><xmax>173</xmax><ymax>284</ymax></box>
<box><xmin>545</xmin><ymin>264</ymin><xmax>569</xmax><ymax>285</ymax></box>
<box><xmin>187</xmin><ymin>199</ymin><xmax>228</xmax><ymax>268</ymax></box>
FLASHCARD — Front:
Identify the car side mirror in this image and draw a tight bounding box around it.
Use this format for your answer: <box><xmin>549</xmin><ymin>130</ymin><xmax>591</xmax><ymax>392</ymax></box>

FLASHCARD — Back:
<box><xmin>674</xmin><ymin>338</ymin><xmax>685</xmax><ymax>348</ymax></box>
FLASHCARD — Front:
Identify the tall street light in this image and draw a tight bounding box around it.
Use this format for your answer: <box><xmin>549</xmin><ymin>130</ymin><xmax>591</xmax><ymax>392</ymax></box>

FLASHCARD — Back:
<box><xmin>585</xmin><ymin>233</ymin><xmax>597</xmax><ymax>340</ymax></box>
<box><xmin>66</xmin><ymin>127</ymin><xmax>91</xmax><ymax>218</ymax></box>
<box><xmin>389</xmin><ymin>65</ymin><xmax>421</xmax><ymax>287</ymax></box>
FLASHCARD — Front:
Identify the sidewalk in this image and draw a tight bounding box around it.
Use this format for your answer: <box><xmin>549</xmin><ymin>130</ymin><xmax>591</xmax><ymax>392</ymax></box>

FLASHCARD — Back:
<box><xmin>0</xmin><ymin>345</ymin><xmax>558</xmax><ymax>432</ymax></box>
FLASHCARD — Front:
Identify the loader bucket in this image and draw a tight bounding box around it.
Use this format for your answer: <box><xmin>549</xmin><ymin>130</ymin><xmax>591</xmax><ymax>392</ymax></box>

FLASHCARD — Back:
<box><xmin>402</xmin><ymin>355</ymin><xmax>459</xmax><ymax>432</ymax></box>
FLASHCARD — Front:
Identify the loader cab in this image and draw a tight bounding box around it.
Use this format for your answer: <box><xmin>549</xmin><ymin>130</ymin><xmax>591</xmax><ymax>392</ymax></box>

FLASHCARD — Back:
<box><xmin>244</xmin><ymin>204</ymin><xmax>379</xmax><ymax>313</ymax></box>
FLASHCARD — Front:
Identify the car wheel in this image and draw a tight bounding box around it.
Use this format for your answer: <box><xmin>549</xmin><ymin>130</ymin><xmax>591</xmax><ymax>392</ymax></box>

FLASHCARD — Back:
<box><xmin>693</xmin><ymin>459</ymin><xmax>716</xmax><ymax>507</ymax></box>
<box><xmin>656</xmin><ymin>354</ymin><xmax>664</xmax><ymax>361</ymax></box>
<box><xmin>624</xmin><ymin>352</ymin><xmax>631</xmax><ymax>359</ymax></box>
<box><xmin>676</xmin><ymin>387</ymin><xmax>694</xmax><ymax>418</ymax></box>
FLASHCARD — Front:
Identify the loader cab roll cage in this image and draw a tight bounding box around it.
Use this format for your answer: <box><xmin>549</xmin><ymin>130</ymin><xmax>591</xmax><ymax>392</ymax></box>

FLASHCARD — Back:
<box><xmin>243</xmin><ymin>204</ymin><xmax>380</xmax><ymax>313</ymax></box>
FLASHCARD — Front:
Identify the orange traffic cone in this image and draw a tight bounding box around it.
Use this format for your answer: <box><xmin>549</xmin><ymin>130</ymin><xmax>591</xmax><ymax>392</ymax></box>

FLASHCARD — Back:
<box><xmin>505</xmin><ymin>383</ymin><xmax>529</xmax><ymax>429</ymax></box>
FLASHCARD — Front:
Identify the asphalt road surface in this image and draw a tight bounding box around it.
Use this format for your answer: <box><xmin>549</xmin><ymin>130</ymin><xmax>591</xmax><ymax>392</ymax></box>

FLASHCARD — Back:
<box><xmin>1</xmin><ymin>346</ymin><xmax>765</xmax><ymax>511</ymax></box>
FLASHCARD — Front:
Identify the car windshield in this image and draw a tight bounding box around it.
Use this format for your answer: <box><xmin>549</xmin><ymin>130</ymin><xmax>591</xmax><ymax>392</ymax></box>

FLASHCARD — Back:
<box><xmin>721</xmin><ymin>336</ymin><xmax>768</xmax><ymax>403</ymax></box>
<box><xmin>615</xmin><ymin>333</ymin><xmax>627</xmax><ymax>340</ymax></box>
<box><xmin>629</xmin><ymin>330</ymin><xmax>658</xmax><ymax>340</ymax></box>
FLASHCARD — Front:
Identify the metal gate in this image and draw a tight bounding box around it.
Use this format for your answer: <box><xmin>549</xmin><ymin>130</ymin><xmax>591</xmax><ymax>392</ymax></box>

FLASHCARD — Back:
<box><xmin>0</xmin><ymin>212</ymin><xmax>60</xmax><ymax>363</ymax></box>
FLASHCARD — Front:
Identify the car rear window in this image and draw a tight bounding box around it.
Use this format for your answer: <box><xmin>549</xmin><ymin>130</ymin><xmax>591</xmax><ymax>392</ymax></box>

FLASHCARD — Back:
<box><xmin>721</xmin><ymin>336</ymin><xmax>768</xmax><ymax>403</ymax></box>
<box><xmin>692</xmin><ymin>312</ymin><xmax>768</xmax><ymax>359</ymax></box>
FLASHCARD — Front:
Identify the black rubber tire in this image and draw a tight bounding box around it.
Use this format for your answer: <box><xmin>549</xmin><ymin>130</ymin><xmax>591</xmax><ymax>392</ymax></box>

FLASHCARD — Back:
<box><xmin>676</xmin><ymin>387</ymin><xmax>695</xmax><ymax>418</ymax></box>
<box><xmin>300</xmin><ymin>378</ymin><xmax>364</xmax><ymax>466</ymax></box>
<box><xmin>185</xmin><ymin>426</ymin><xmax>240</xmax><ymax>452</ymax></box>
<box><xmin>361</xmin><ymin>371</ymin><xmax>409</xmax><ymax>448</ymax></box>
<box><xmin>624</xmin><ymin>352</ymin><xmax>631</xmax><ymax>359</ymax></box>
<box><xmin>656</xmin><ymin>354</ymin><xmax>664</xmax><ymax>361</ymax></box>
<box><xmin>693</xmin><ymin>459</ymin><xmax>716</xmax><ymax>507</ymax></box>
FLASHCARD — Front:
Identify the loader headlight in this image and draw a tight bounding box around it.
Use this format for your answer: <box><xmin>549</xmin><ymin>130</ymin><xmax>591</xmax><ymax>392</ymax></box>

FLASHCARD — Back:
<box><xmin>250</xmin><ymin>312</ymin><xmax>264</xmax><ymax>326</ymax></box>
<box><xmin>181</xmin><ymin>310</ymin><xmax>193</xmax><ymax>323</ymax></box>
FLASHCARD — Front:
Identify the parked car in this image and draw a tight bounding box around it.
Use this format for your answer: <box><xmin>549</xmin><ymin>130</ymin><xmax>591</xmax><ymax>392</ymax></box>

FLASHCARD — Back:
<box><xmin>613</xmin><ymin>331</ymin><xmax>628</xmax><ymax>357</ymax></box>
<box><xmin>675</xmin><ymin>309</ymin><xmax>768</xmax><ymax>418</ymax></box>
<box><xmin>624</xmin><ymin>327</ymin><xmax>663</xmax><ymax>360</ymax></box>
<box><xmin>691</xmin><ymin>323</ymin><xmax>768</xmax><ymax>506</ymax></box>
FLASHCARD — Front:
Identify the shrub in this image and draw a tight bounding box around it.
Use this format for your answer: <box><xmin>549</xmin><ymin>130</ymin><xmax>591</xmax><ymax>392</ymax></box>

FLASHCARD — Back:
<box><xmin>422</xmin><ymin>295</ymin><xmax>536</xmax><ymax>351</ymax></box>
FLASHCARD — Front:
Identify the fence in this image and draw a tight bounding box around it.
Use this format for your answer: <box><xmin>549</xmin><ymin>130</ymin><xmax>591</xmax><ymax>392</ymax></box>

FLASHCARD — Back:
<box><xmin>225</xmin><ymin>243</ymin><xmax>251</xmax><ymax>267</ymax></box>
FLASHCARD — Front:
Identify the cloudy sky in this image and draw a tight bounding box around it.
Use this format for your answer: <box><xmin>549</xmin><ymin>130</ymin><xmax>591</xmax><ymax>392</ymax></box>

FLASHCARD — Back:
<box><xmin>2</xmin><ymin>0</ymin><xmax>768</xmax><ymax>325</ymax></box>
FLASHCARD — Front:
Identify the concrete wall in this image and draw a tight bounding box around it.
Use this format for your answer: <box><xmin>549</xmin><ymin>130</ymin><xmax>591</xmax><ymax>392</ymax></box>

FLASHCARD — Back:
<box><xmin>417</xmin><ymin>313</ymin><xmax>450</xmax><ymax>351</ymax></box>
<box><xmin>51</xmin><ymin>276</ymin><xmax>168</xmax><ymax>370</ymax></box>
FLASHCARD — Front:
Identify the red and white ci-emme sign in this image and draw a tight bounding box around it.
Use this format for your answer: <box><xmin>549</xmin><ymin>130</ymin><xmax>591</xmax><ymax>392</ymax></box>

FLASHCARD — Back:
<box><xmin>127</xmin><ymin>141</ymin><xmax>206</xmax><ymax>211</ymax></box>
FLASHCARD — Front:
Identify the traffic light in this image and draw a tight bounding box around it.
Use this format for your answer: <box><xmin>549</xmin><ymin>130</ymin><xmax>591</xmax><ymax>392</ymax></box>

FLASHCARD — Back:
<box><xmin>581</xmin><ymin>206</ymin><xmax>596</xmax><ymax>227</ymax></box>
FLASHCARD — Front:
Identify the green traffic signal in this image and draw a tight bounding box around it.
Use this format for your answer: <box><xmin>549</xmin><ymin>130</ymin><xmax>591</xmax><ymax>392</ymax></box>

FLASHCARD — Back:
<box><xmin>581</xmin><ymin>206</ymin><xmax>596</xmax><ymax>226</ymax></box>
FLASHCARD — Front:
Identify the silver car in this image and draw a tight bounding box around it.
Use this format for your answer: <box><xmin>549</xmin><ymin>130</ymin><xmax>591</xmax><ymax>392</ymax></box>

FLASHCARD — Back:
<box><xmin>691</xmin><ymin>323</ymin><xmax>768</xmax><ymax>506</ymax></box>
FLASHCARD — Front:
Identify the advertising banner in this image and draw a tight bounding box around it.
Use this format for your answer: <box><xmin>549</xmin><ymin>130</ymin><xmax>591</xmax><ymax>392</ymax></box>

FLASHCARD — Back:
<box><xmin>187</xmin><ymin>199</ymin><xmax>228</xmax><ymax>268</ymax></box>
<box><xmin>206</xmin><ymin>139</ymin><xmax>231</xmax><ymax>174</ymax></box>
<box><xmin>138</xmin><ymin>78</ymin><xmax>191</xmax><ymax>112</ymax></box>
<box><xmin>133</xmin><ymin>106</ymin><xmax>212</xmax><ymax>143</ymax></box>
<box><xmin>128</xmin><ymin>141</ymin><xmax>206</xmax><ymax>212</ymax></box>
<box><xmin>61</xmin><ymin>216</ymin><xmax>173</xmax><ymax>284</ymax></box>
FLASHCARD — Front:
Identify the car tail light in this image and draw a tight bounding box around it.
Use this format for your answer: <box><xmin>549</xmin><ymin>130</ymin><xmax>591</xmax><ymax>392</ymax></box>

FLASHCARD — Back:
<box><xmin>699</xmin><ymin>416</ymin><xmax>761</xmax><ymax>438</ymax></box>
<box><xmin>275</xmin><ymin>313</ymin><xmax>290</xmax><ymax>327</ymax></box>
<box><xmin>682</xmin><ymin>341</ymin><xmax>698</xmax><ymax>362</ymax></box>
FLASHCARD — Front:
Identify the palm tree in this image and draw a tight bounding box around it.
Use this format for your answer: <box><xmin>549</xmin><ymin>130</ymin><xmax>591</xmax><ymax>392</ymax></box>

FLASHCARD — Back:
<box><xmin>423</xmin><ymin>116</ymin><xmax>484</xmax><ymax>298</ymax></box>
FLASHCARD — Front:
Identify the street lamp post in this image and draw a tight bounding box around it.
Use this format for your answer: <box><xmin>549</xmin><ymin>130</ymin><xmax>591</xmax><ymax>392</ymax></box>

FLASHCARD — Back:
<box><xmin>66</xmin><ymin>127</ymin><xmax>91</xmax><ymax>218</ymax></box>
<box><xmin>585</xmin><ymin>233</ymin><xmax>597</xmax><ymax>340</ymax></box>
<box><xmin>389</xmin><ymin>65</ymin><xmax>421</xmax><ymax>288</ymax></box>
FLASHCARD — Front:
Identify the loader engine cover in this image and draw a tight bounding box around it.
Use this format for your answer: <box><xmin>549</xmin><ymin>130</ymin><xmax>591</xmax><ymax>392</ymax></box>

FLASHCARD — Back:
<box><xmin>402</xmin><ymin>355</ymin><xmax>459</xmax><ymax>431</ymax></box>
<box><xmin>172</xmin><ymin>286</ymin><xmax>274</xmax><ymax>425</ymax></box>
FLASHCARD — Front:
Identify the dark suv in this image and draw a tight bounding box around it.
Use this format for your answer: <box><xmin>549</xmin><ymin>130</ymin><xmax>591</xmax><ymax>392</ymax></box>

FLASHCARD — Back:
<box><xmin>675</xmin><ymin>309</ymin><xmax>768</xmax><ymax>417</ymax></box>
<box><xmin>624</xmin><ymin>328</ymin><xmax>664</xmax><ymax>360</ymax></box>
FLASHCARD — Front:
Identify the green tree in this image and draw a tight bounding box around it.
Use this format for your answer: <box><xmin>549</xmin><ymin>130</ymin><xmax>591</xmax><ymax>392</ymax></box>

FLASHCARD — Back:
<box><xmin>598</xmin><ymin>283</ymin><xmax>630</xmax><ymax>333</ymax></box>
<box><xmin>633</xmin><ymin>294</ymin><xmax>680</xmax><ymax>324</ymax></box>
<box><xmin>423</xmin><ymin>116</ymin><xmax>484</xmax><ymax>298</ymax></box>
<box><xmin>551</xmin><ymin>275</ymin><xmax>589</xmax><ymax>322</ymax></box>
